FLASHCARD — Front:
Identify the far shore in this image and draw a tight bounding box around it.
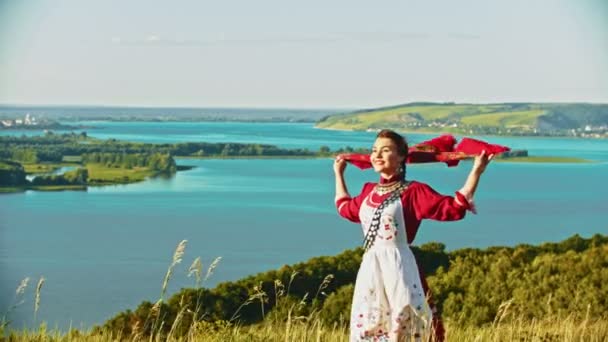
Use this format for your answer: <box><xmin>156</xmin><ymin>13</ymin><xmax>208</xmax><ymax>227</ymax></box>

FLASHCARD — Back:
<box><xmin>0</xmin><ymin>163</ymin><xmax>197</xmax><ymax>194</ymax></box>
<box><xmin>313</xmin><ymin>124</ymin><xmax>608</xmax><ymax>140</ymax></box>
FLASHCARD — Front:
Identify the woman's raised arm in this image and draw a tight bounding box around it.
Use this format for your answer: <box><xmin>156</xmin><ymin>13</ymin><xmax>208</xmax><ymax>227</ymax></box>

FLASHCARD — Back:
<box><xmin>334</xmin><ymin>154</ymin><xmax>350</xmax><ymax>202</ymax></box>
<box><xmin>457</xmin><ymin>150</ymin><xmax>494</xmax><ymax>204</ymax></box>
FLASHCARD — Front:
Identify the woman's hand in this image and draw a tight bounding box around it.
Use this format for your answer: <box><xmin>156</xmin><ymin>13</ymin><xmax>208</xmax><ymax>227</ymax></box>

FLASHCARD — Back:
<box><xmin>472</xmin><ymin>150</ymin><xmax>494</xmax><ymax>175</ymax></box>
<box><xmin>334</xmin><ymin>154</ymin><xmax>347</xmax><ymax>175</ymax></box>
<box><xmin>458</xmin><ymin>150</ymin><xmax>493</xmax><ymax>206</ymax></box>
<box><xmin>334</xmin><ymin>154</ymin><xmax>350</xmax><ymax>201</ymax></box>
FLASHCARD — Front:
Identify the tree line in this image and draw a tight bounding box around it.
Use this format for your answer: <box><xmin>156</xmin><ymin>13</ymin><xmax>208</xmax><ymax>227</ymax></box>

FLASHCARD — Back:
<box><xmin>99</xmin><ymin>234</ymin><xmax>608</xmax><ymax>338</ymax></box>
<box><xmin>82</xmin><ymin>152</ymin><xmax>176</xmax><ymax>173</ymax></box>
<box><xmin>0</xmin><ymin>133</ymin><xmax>318</xmax><ymax>163</ymax></box>
<box><xmin>0</xmin><ymin>133</ymin><xmax>372</xmax><ymax>162</ymax></box>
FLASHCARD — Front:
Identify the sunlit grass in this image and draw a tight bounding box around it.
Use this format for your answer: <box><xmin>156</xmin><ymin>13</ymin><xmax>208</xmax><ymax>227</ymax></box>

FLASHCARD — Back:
<box><xmin>86</xmin><ymin>163</ymin><xmax>156</xmax><ymax>184</ymax></box>
<box><xmin>0</xmin><ymin>187</ymin><xmax>24</xmax><ymax>193</ymax></box>
<box><xmin>316</xmin><ymin>104</ymin><xmax>550</xmax><ymax>133</ymax></box>
<box><xmin>3</xmin><ymin>240</ymin><xmax>607</xmax><ymax>341</ymax></box>
<box><xmin>3</xmin><ymin>308</ymin><xmax>606</xmax><ymax>341</ymax></box>
<box><xmin>460</xmin><ymin>109</ymin><xmax>546</xmax><ymax>127</ymax></box>
<box><xmin>21</xmin><ymin>163</ymin><xmax>75</xmax><ymax>174</ymax></box>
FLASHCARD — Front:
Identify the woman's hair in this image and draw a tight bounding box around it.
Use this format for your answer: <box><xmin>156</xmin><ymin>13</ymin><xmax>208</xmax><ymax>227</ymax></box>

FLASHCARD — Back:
<box><xmin>376</xmin><ymin>129</ymin><xmax>408</xmax><ymax>180</ymax></box>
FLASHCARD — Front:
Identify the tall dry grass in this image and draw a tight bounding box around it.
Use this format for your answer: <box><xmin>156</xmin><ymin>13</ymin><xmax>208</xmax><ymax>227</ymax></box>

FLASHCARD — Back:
<box><xmin>4</xmin><ymin>315</ymin><xmax>607</xmax><ymax>341</ymax></box>
<box><xmin>2</xmin><ymin>240</ymin><xmax>607</xmax><ymax>341</ymax></box>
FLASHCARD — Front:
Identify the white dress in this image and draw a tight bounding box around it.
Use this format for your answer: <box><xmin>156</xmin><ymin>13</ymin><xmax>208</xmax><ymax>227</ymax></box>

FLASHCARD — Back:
<box><xmin>349</xmin><ymin>189</ymin><xmax>432</xmax><ymax>342</ymax></box>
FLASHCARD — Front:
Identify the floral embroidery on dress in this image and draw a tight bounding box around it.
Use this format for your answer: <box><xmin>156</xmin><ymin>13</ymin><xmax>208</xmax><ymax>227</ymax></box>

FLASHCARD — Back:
<box><xmin>351</xmin><ymin>302</ymin><xmax>429</xmax><ymax>341</ymax></box>
<box><xmin>351</xmin><ymin>302</ymin><xmax>390</xmax><ymax>339</ymax></box>
<box><xmin>350</xmin><ymin>185</ymin><xmax>433</xmax><ymax>342</ymax></box>
<box><xmin>378</xmin><ymin>215</ymin><xmax>399</xmax><ymax>241</ymax></box>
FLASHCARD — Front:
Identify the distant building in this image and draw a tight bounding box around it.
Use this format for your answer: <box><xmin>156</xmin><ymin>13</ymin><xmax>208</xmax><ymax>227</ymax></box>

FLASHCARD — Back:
<box><xmin>23</xmin><ymin>113</ymin><xmax>38</xmax><ymax>125</ymax></box>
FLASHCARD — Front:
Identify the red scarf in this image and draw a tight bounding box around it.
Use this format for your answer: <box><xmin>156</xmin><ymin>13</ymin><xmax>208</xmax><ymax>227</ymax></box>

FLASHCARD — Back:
<box><xmin>342</xmin><ymin>134</ymin><xmax>510</xmax><ymax>169</ymax></box>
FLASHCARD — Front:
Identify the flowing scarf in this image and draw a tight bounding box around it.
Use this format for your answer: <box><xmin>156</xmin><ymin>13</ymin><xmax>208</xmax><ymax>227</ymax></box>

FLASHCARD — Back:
<box><xmin>341</xmin><ymin>134</ymin><xmax>510</xmax><ymax>169</ymax></box>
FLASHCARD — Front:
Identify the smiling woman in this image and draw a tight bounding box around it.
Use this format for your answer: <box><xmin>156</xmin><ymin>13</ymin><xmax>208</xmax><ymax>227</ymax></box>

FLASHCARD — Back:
<box><xmin>1</xmin><ymin>0</ymin><xmax>607</xmax><ymax>337</ymax></box>
<box><xmin>333</xmin><ymin>129</ymin><xmax>493</xmax><ymax>341</ymax></box>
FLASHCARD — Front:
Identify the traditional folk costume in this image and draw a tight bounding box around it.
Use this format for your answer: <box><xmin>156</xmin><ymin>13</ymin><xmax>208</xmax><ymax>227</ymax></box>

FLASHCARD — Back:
<box><xmin>335</xmin><ymin>135</ymin><xmax>509</xmax><ymax>342</ymax></box>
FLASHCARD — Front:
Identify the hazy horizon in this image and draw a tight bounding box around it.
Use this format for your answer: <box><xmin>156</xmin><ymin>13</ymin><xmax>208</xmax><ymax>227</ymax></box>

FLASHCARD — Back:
<box><xmin>1</xmin><ymin>100</ymin><xmax>608</xmax><ymax>112</ymax></box>
<box><xmin>1</xmin><ymin>0</ymin><xmax>607</xmax><ymax>108</ymax></box>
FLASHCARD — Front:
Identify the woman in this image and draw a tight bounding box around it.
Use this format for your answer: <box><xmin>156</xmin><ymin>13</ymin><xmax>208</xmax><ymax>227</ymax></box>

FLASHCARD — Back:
<box><xmin>334</xmin><ymin>129</ymin><xmax>493</xmax><ymax>342</ymax></box>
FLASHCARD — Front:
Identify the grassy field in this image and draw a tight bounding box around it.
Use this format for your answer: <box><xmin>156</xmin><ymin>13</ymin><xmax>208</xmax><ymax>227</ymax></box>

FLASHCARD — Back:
<box><xmin>0</xmin><ymin>161</ymin><xmax>15</xmax><ymax>170</ymax></box>
<box><xmin>0</xmin><ymin>184</ymin><xmax>87</xmax><ymax>193</ymax></box>
<box><xmin>3</xmin><ymin>306</ymin><xmax>606</xmax><ymax>341</ymax></box>
<box><xmin>315</xmin><ymin>103</ymin><xmax>550</xmax><ymax>133</ymax></box>
<box><xmin>4</xmin><ymin>239</ymin><xmax>606</xmax><ymax>341</ymax></box>
<box><xmin>21</xmin><ymin>163</ymin><xmax>75</xmax><ymax>174</ymax></box>
<box><xmin>0</xmin><ymin>186</ymin><xmax>24</xmax><ymax>193</ymax></box>
<box><xmin>86</xmin><ymin>163</ymin><xmax>157</xmax><ymax>184</ymax></box>
<box><xmin>0</xmin><ymin>163</ymin><xmax>152</xmax><ymax>193</ymax></box>
<box><xmin>460</xmin><ymin>109</ymin><xmax>546</xmax><ymax>127</ymax></box>
<box><xmin>62</xmin><ymin>155</ymin><xmax>83</xmax><ymax>163</ymax></box>
<box><xmin>317</xmin><ymin>104</ymin><xmax>507</xmax><ymax>129</ymax></box>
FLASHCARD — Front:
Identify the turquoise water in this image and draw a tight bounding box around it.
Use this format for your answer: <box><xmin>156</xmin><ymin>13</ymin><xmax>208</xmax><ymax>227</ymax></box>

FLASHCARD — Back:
<box><xmin>1</xmin><ymin>122</ymin><xmax>607</xmax><ymax>329</ymax></box>
<box><xmin>3</xmin><ymin>121</ymin><xmax>608</xmax><ymax>161</ymax></box>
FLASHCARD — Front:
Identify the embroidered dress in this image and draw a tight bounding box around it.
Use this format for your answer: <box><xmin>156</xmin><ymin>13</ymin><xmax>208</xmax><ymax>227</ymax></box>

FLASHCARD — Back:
<box><xmin>336</xmin><ymin>177</ymin><xmax>473</xmax><ymax>342</ymax></box>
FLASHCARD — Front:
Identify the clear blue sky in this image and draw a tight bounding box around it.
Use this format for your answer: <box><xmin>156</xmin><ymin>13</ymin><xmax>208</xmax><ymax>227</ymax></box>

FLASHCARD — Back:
<box><xmin>0</xmin><ymin>0</ymin><xmax>606</xmax><ymax>108</ymax></box>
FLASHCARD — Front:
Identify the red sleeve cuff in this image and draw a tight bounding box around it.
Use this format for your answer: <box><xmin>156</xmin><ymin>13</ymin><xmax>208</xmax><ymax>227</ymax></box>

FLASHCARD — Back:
<box><xmin>455</xmin><ymin>192</ymin><xmax>476</xmax><ymax>214</ymax></box>
<box><xmin>335</xmin><ymin>196</ymin><xmax>351</xmax><ymax>209</ymax></box>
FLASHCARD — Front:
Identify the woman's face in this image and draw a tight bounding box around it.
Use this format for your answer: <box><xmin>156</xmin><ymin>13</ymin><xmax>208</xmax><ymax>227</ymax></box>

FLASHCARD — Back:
<box><xmin>370</xmin><ymin>137</ymin><xmax>405</xmax><ymax>175</ymax></box>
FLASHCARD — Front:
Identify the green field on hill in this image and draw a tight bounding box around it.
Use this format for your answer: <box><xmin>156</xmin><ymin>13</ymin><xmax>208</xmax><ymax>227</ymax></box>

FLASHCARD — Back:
<box><xmin>316</xmin><ymin>102</ymin><xmax>608</xmax><ymax>137</ymax></box>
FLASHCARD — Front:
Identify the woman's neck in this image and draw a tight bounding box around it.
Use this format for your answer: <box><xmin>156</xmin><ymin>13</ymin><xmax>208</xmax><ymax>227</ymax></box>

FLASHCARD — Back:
<box><xmin>379</xmin><ymin>172</ymin><xmax>400</xmax><ymax>184</ymax></box>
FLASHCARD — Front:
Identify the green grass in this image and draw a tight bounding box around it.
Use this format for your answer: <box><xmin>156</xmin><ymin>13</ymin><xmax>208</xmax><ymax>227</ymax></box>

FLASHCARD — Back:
<box><xmin>22</xmin><ymin>163</ymin><xmax>63</xmax><ymax>174</ymax></box>
<box><xmin>0</xmin><ymin>161</ymin><xmax>14</xmax><ymax>171</ymax></box>
<box><xmin>0</xmin><ymin>185</ymin><xmax>87</xmax><ymax>194</ymax></box>
<box><xmin>1</xmin><ymin>164</ymin><xmax>167</xmax><ymax>193</ymax></box>
<box><xmin>460</xmin><ymin>109</ymin><xmax>546</xmax><ymax>127</ymax></box>
<box><xmin>316</xmin><ymin>103</ymin><xmax>549</xmax><ymax>132</ymax></box>
<box><xmin>4</xmin><ymin>239</ymin><xmax>607</xmax><ymax>341</ymax></box>
<box><xmin>3</xmin><ymin>305</ymin><xmax>606</xmax><ymax>342</ymax></box>
<box><xmin>324</xmin><ymin>104</ymin><xmax>503</xmax><ymax>125</ymax></box>
<box><xmin>0</xmin><ymin>187</ymin><xmax>25</xmax><ymax>193</ymax></box>
<box><xmin>21</xmin><ymin>162</ymin><xmax>80</xmax><ymax>174</ymax></box>
<box><xmin>86</xmin><ymin>163</ymin><xmax>156</xmax><ymax>184</ymax></box>
<box><xmin>62</xmin><ymin>155</ymin><xmax>83</xmax><ymax>163</ymax></box>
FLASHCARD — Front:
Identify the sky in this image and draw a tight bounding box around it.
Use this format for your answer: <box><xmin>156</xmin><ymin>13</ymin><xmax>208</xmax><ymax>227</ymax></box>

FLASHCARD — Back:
<box><xmin>0</xmin><ymin>0</ymin><xmax>607</xmax><ymax>108</ymax></box>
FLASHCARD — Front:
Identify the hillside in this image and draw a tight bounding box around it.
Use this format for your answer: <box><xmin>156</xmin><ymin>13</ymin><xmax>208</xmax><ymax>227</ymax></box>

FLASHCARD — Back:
<box><xmin>3</xmin><ymin>233</ymin><xmax>607</xmax><ymax>342</ymax></box>
<box><xmin>316</xmin><ymin>102</ymin><xmax>608</xmax><ymax>137</ymax></box>
<box><xmin>98</xmin><ymin>233</ymin><xmax>608</xmax><ymax>339</ymax></box>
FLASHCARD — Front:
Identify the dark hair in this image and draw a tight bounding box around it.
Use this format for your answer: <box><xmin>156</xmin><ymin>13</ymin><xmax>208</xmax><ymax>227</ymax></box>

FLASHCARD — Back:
<box><xmin>376</xmin><ymin>129</ymin><xmax>408</xmax><ymax>180</ymax></box>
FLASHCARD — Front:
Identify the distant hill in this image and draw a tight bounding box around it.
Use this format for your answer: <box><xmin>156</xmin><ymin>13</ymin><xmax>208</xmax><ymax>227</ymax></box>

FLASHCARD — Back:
<box><xmin>316</xmin><ymin>103</ymin><xmax>608</xmax><ymax>137</ymax></box>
